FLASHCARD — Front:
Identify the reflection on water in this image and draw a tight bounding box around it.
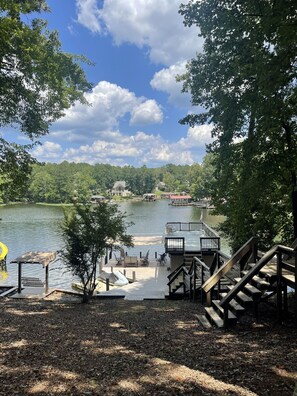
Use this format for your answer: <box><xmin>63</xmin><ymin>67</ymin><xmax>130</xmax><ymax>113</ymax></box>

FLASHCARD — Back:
<box><xmin>0</xmin><ymin>201</ymin><xmax>227</xmax><ymax>289</ymax></box>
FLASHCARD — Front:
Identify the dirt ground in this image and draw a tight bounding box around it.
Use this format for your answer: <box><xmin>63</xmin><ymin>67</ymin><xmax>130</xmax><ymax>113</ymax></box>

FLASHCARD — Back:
<box><xmin>0</xmin><ymin>296</ymin><xmax>296</xmax><ymax>396</ymax></box>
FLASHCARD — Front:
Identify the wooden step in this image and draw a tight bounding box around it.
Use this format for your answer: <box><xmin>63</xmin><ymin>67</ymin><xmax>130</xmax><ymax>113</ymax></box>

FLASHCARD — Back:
<box><xmin>0</xmin><ymin>286</ymin><xmax>18</xmax><ymax>298</ymax></box>
<box><xmin>166</xmin><ymin>292</ymin><xmax>186</xmax><ymax>300</ymax></box>
<box><xmin>227</xmin><ymin>285</ymin><xmax>253</xmax><ymax>306</ymax></box>
<box><xmin>234</xmin><ymin>278</ymin><xmax>262</xmax><ymax>299</ymax></box>
<box><xmin>212</xmin><ymin>300</ymin><xmax>237</xmax><ymax>325</ymax></box>
<box><xmin>247</xmin><ymin>263</ymin><xmax>256</xmax><ymax>269</ymax></box>
<box><xmin>250</xmin><ymin>275</ymin><xmax>271</xmax><ymax>289</ymax></box>
<box><xmin>241</xmin><ymin>271</ymin><xmax>271</xmax><ymax>289</ymax></box>
<box><xmin>219</xmin><ymin>293</ymin><xmax>245</xmax><ymax>315</ymax></box>
<box><xmin>196</xmin><ymin>314</ymin><xmax>212</xmax><ymax>329</ymax></box>
<box><xmin>205</xmin><ymin>306</ymin><xmax>224</xmax><ymax>328</ymax></box>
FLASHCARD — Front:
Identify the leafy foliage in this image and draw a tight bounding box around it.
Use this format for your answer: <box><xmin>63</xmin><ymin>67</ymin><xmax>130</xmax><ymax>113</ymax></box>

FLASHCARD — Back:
<box><xmin>0</xmin><ymin>1</ymin><xmax>91</xmax><ymax>197</ymax></box>
<box><xmin>179</xmin><ymin>0</ymin><xmax>297</xmax><ymax>250</ymax></box>
<box><xmin>23</xmin><ymin>161</ymin><xmax>215</xmax><ymax>204</ymax></box>
<box><xmin>61</xmin><ymin>203</ymin><xmax>134</xmax><ymax>303</ymax></box>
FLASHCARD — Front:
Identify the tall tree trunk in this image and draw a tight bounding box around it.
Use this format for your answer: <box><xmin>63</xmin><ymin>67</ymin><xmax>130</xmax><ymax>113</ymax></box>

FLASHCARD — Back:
<box><xmin>283</xmin><ymin>123</ymin><xmax>297</xmax><ymax>240</ymax></box>
<box><xmin>292</xmin><ymin>173</ymin><xmax>297</xmax><ymax>240</ymax></box>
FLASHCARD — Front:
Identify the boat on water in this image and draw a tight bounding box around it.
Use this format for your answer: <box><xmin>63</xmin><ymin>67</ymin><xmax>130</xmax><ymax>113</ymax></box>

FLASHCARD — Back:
<box><xmin>142</xmin><ymin>193</ymin><xmax>157</xmax><ymax>202</ymax></box>
<box><xmin>72</xmin><ymin>270</ymin><xmax>129</xmax><ymax>293</ymax></box>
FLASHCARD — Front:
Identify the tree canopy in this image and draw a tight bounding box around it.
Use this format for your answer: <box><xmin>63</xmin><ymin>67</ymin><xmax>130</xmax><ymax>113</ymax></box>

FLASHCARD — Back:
<box><xmin>61</xmin><ymin>203</ymin><xmax>134</xmax><ymax>302</ymax></box>
<box><xmin>0</xmin><ymin>0</ymin><xmax>91</xmax><ymax>197</ymax></box>
<box><xmin>179</xmin><ymin>0</ymin><xmax>297</xmax><ymax>250</ymax></box>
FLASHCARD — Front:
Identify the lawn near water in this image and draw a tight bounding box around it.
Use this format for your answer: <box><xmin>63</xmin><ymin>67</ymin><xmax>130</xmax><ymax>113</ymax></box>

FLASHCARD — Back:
<box><xmin>0</xmin><ymin>297</ymin><xmax>296</xmax><ymax>396</ymax></box>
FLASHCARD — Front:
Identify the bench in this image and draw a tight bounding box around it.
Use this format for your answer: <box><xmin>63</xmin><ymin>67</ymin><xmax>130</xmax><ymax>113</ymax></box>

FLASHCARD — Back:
<box><xmin>124</xmin><ymin>256</ymin><xmax>139</xmax><ymax>267</ymax></box>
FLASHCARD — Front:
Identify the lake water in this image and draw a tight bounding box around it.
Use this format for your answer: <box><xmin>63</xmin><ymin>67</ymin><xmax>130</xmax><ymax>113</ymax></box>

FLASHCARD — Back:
<box><xmin>0</xmin><ymin>201</ymin><xmax>228</xmax><ymax>289</ymax></box>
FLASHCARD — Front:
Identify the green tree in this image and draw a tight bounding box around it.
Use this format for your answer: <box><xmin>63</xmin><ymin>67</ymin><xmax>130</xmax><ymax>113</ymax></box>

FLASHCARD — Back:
<box><xmin>61</xmin><ymin>203</ymin><xmax>134</xmax><ymax>303</ymax></box>
<box><xmin>28</xmin><ymin>168</ymin><xmax>58</xmax><ymax>202</ymax></box>
<box><xmin>179</xmin><ymin>0</ymin><xmax>297</xmax><ymax>250</ymax></box>
<box><xmin>68</xmin><ymin>171</ymin><xmax>96</xmax><ymax>203</ymax></box>
<box><xmin>0</xmin><ymin>1</ymin><xmax>91</xmax><ymax>196</ymax></box>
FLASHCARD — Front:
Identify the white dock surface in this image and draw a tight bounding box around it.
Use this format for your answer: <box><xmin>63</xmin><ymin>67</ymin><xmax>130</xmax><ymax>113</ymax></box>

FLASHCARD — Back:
<box><xmin>99</xmin><ymin>264</ymin><xmax>169</xmax><ymax>300</ymax></box>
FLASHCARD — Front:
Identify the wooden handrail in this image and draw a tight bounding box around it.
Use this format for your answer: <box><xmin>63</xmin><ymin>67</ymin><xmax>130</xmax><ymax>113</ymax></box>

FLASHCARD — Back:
<box><xmin>167</xmin><ymin>265</ymin><xmax>188</xmax><ymax>286</ymax></box>
<box><xmin>193</xmin><ymin>256</ymin><xmax>209</xmax><ymax>272</ymax></box>
<box><xmin>219</xmin><ymin>245</ymin><xmax>279</xmax><ymax>308</ymax></box>
<box><xmin>167</xmin><ymin>263</ymin><xmax>184</xmax><ymax>281</ymax></box>
<box><xmin>202</xmin><ymin>237</ymin><xmax>257</xmax><ymax>293</ymax></box>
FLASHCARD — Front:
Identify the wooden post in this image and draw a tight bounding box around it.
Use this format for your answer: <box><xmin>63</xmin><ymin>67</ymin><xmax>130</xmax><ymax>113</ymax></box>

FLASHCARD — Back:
<box><xmin>45</xmin><ymin>265</ymin><xmax>49</xmax><ymax>293</ymax></box>
<box><xmin>276</xmin><ymin>251</ymin><xmax>282</xmax><ymax>324</ymax></box>
<box><xmin>206</xmin><ymin>290</ymin><xmax>211</xmax><ymax>307</ymax></box>
<box><xmin>193</xmin><ymin>261</ymin><xmax>196</xmax><ymax>302</ymax></box>
<box><xmin>295</xmin><ymin>251</ymin><xmax>297</xmax><ymax>327</ymax></box>
<box><xmin>123</xmin><ymin>269</ymin><xmax>126</xmax><ymax>276</ymax></box>
<box><xmin>283</xmin><ymin>285</ymin><xmax>288</xmax><ymax>315</ymax></box>
<box><xmin>201</xmin><ymin>266</ymin><xmax>204</xmax><ymax>304</ymax></box>
<box><xmin>251</xmin><ymin>238</ymin><xmax>258</xmax><ymax>263</ymax></box>
<box><xmin>106</xmin><ymin>278</ymin><xmax>109</xmax><ymax>291</ymax></box>
<box><xmin>224</xmin><ymin>306</ymin><xmax>228</xmax><ymax>330</ymax></box>
<box><xmin>132</xmin><ymin>271</ymin><xmax>136</xmax><ymax>282</ymax></box>
<box><xmin>111</xmin><ymin>266</ymin><xmax>113</xmax><ymax>273</ymax></box>
<box><xmin>18</xmin><ymin>262</ymin><xmax>22</xmax><ymax>294</ymax></box>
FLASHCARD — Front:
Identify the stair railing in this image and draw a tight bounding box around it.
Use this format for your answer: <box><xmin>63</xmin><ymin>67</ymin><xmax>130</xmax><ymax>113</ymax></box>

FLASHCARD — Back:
<box><xmin>202</xmin><ymin>237</ymin><xmax>258</xmax><ymax>306</ymax></box>
<box><xmin>167</xmin><ymin>264</ymin><xmax>189</xmax><ymax>295</ymax></box>
<box><xmin>190</xmin><ymin>256</ymin><xmax>211</xmax><ymax>303</ymax></box>
<box><xmin>220</xmin><ymin>244</ymin><xmax>297</xmax><ymax>328</ymax></box>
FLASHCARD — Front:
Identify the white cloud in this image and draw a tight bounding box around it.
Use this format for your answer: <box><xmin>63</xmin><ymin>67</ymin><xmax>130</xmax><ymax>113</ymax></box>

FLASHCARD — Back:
<box><xmin>150</xmin><ymin>61</ymin><xmax>191</xmax><ymax>107</ymax></box>
<box><xmin>52</xmin><ymin>81</ymin><xmax>163</xmax><ymax>141</ymax></box>
<box><xmin>33</xmin><ymin>125</ymin><xmax>211</xmax><ymax>166</ymax></box>
<box><xmin>75</xmin><ymin>0</ymin><xmax>202</xmax><ymax>65</ymax></box>
<box><xmin>76</xmin><ymin>0</ymin><xmax>102</xmax><ymax>33</ymax></box>
<box><xmin>178</xmin><ymin>125</ymin><xmax>214</xmax><ymax>149</ymax></box>
<box><xmin>32</xmin><ymin>141</ymin><xmax>62</xmax><ymax>159</ymax></box>
<box><xmin>130</xmin><ymin>99</ymin><xmax>163</xmax><ymax>126</ymax></box>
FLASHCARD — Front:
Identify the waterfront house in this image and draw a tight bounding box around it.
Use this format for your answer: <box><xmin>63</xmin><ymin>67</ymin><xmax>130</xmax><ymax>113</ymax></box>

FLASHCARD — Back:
<box><xmin>111</xmin><ymin>181</ymin><xmax>132</xmax><ymax>197</ymax></box>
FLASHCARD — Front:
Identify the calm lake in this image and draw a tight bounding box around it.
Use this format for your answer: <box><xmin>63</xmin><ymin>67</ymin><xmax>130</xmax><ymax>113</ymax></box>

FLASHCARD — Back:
<box><xmin>0</xmin><ymin>201</ymin><xmax>228</xmax><ymax>289</ymax></box>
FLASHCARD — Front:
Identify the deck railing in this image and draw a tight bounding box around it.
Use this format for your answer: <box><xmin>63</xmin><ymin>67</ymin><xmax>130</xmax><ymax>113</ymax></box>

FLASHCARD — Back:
<box><xmin>200</xmin><ymin>237</ymin><xmax>220</xmax><ymax>251</ymax></box>
<box><xmin>165</xmin><ymin>221</ymin><xmax>219</xmax><ymax>235</ymax></box>
<box><xmin>165</xmin><ymin>222</ymin><xmax>220</xmax><ymax>254</ymax></box>
<box><xmin>164</xmin><ymin>237</ymin><xmax>185</xmax><ymax>254</ymax></box>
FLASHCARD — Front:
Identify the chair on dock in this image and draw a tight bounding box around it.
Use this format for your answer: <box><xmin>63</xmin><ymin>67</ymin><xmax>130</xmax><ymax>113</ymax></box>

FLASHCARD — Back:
<box><xmin>140</xmin><ymin>250</ymin><xmax>150</xmax><ymax>266</ymax></box>
<box><xmin>114</xmin><ymin>253</ymin><xmax>124</xmax><ymax>266</ymax></box>
<box><xmin>114</xmin><ymin>248</ymin><xmax>125</xmax><ymax>266</ymax></box>
<box><xmin>158</xmin><ymin>253</ymin><xmax>167</xmax><ymax>266</ymax></box>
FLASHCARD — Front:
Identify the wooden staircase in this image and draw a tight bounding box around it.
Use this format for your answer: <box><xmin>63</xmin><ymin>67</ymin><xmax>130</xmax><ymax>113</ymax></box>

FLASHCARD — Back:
<box><xmin>199</xmin><ymin>263</ymin><xmax>275</xmax><ymax>328</ymax></box>
<box><xmin>197</xmin><ymin>238</ymin><xmax>297</xmax><ymax>328</ymax></box>
<box><xmin>167</xmin><ymin>251</ymin><xmax>227</xmax><ymax>300</ymax></box>
<box><xmin>167</xmin><ymin>253</ymin><xmax>205</xmax><ymax>299</ymax></box>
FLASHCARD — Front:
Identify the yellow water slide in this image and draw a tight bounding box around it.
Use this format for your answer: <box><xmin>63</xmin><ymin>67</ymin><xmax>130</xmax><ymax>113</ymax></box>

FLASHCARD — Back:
<box><xmin>0</xmin><ymin>241</ymin><xmax>8</xmax><ymax>262</ymax></box>
<box><xmin>0</xmin><ymin>241</ymin><xmax>8</xmax><ymax>281</ymax></box>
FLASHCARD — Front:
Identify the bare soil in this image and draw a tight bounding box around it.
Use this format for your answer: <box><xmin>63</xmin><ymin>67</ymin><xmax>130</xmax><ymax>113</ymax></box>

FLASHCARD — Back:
<box><xmin>0</xmin><ymin>295</ymin><xmax>296</xmax><ymax>396</ymax></box>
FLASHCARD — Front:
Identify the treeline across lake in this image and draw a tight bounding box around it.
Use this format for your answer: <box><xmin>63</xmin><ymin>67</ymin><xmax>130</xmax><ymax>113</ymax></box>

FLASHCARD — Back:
<box><xmin>5</xmin><ymin>156</ymin><xmax>214</xmax><ymax>204</ymax></box>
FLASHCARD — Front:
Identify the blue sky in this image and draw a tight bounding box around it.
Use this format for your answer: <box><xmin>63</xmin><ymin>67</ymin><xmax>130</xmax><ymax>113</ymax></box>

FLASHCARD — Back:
<box><xmin>18</xmin><ymin>1</ymin><xmax>213</xmax><ymax>167</ymax></box>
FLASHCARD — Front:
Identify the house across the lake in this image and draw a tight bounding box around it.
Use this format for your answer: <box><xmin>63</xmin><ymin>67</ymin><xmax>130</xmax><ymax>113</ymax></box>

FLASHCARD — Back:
<box><xmin>111</xmin><ymin>181</ymin><xmax>132</xmax><ymax>197</ymax></box>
